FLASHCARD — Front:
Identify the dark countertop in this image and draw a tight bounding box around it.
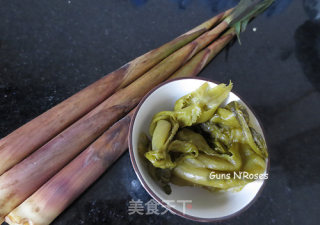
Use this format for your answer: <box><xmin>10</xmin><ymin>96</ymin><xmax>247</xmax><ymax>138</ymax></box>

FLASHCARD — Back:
<box><xmin>1</xmin><ymin>0</ymin><xmax>320</xmax><ymax>224</ymax></box>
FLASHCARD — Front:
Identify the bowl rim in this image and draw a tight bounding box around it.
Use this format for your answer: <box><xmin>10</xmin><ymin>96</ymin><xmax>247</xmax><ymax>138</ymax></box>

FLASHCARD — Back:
<box><xmin>128</xmin><ymin>77</ymin><xmax>270</xmax><ymax>222</ymax></box>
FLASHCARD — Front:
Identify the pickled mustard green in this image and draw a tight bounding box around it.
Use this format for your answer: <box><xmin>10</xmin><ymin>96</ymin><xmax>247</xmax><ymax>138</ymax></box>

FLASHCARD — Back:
<box><xmin>140</xmin><ymin>82</ymin><xmax>268</xmax><ymax>194</ymax></box>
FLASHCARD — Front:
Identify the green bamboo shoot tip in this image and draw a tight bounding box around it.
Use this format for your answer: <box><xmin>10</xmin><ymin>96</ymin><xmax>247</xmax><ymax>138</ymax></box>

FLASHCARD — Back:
<box><xmin>224</xmin><ymin>0</ymin><xmax>274</xmax><ymax>41</ymax></box>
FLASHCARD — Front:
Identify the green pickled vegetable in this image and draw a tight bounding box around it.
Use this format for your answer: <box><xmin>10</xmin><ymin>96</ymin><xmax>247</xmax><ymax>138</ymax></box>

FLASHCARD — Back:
<box><xmin>152</xmin><ymin>120</ymin><xmax>172</xmax><ymax>152</ymax></box>
<box><xmin>213</xmin><ymin>140</ymin><xmax>230</xmax><ymax>155</ymax></box>
<box><xmin>227</xmin><ymin>101</ymin><xmax>268</xmax><ymax>158</ymax></box>
<box><xmin>138</xmin><ymin>133</ymin><xmax>151</xmax><ymax>161</ymax></box>
<box><xmin>250</xmin><ymin>127</ymin><xmax>268</xmax><ymax>158</ymax></box>
<box><xmin>174</xmin><ymin>82</ymin><xmax>233</xmax><ymax>126</ymax></box>
<box><xmin>196</xmin><ymin>143</ymin><xmax>242</xmax><ymax>171</ymax></box>
<box><xmin>240</xmin><ymin>144</ymin><xmax>266</xmax><ymax>174</ymax></box>
<box><xmin>210</xmin><ymin>108</ymin><xmax>241</xmax><ymax>128</ymax></box>
<box><xmin>172</xmin><ymin>159</ymin><xmax>248</xmax><ymax>189</ymax></box>
<box><xmin>201</xmin><ymin>122</ymin><xmax>230</xmax><ymax>146</ymax></box>
<box><xmin>140</xmin><ymin>82</ymin><xmax>268</xmax><ymax>194</ymax></box>
<box><xmin>144</xmin><ymin>149</ymin><xmax>176</xmax><ymax>169</ymax></box>
<box><xmin>175</xmin><ymin>128</ymin><xmax>218</xmax><ymax>155</ymax></box>
<box><xmin>149</xmin><ymin>111</ymin><xmax>179</xmax><ymax>148</ymax></box>
<box><xmin>138</xmin><ymin>133</ymin><xmax>173</xmax><ymax>194</ymax></box>
<box><xmin>168</xmin><ymin>140</ymin><xmax>199</xmax><ymax>157</ymax></box>
<box><xmin>145</xmin><ymin>111</ymin><xmax>179</xmax><ymax>169</ymax></box>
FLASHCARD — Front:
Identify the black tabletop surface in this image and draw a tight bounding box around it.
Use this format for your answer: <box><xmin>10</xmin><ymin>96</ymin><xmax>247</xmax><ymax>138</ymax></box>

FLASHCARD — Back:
<box><xmin>1</xmin><ymin>0</ymin><xmax>320</xmax><ymax>224</ymax></box>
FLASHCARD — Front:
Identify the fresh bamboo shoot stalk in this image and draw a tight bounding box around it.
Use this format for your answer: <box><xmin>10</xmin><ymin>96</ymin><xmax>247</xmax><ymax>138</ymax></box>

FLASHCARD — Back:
<box><xmin>5</xmin><ymin>110</ymin><xmax>135</xmax><ymax>225</ymax></box>
<box><xmin>4</xmin><ymin>28</ymin><xmax>236</xmax><ymax>225</ymax></box>
<box><xmin>0</xmin><ymin>10</ymin><xmax>230</xmax><ymax>222</ymax></box>
<box><xmin>171</xmin><ymin>28</ymin><xmax>236</xmax><ymax>79</ymax></box>
<box><xmin>0</xmin><ymin>9</ymin><xmax>230</xmax><ymax>176</ymax></box>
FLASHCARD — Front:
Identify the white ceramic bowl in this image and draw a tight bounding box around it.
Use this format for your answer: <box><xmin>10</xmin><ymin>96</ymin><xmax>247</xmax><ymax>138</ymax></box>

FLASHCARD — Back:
<box><xmin>128</xmin><ymin>78</ymin><xmax>269</xmax><ymax>222</ymax></box>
